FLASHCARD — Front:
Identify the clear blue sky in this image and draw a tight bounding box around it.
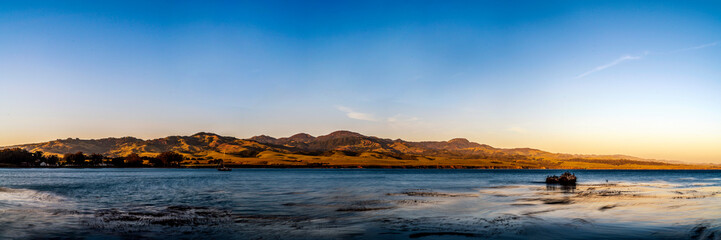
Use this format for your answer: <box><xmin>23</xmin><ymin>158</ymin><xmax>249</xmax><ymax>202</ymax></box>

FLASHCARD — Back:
<box><xmin>1</xmin><ymin>1</ymin><xmax>720</xmax><ymax>162</ymax></box>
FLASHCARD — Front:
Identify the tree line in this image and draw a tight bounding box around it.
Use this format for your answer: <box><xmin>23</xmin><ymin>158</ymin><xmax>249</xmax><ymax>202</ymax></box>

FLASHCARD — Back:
<box><xmin>0</xmin><ymin>148</ymin><xmax>184</xmax><ymax>167</ymax></box>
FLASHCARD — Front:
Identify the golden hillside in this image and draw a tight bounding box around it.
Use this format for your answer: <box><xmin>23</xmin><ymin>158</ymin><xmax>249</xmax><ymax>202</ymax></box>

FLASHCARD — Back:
<box><xmin>5</xmin><ymin>131</ymin><xmax>715</xmax><ymax>169</ymax></box>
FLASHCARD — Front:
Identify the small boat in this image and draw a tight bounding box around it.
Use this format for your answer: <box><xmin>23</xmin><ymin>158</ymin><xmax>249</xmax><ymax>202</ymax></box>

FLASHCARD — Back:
<box><xmin>217</xmin><ymin>160</ymin><xmax>232</xmax><ymax>171</ymax></box>
<box><xmin>546</xmin><ymin>172</ymin><xmax>576</xmax><ymax>185</ymax></box>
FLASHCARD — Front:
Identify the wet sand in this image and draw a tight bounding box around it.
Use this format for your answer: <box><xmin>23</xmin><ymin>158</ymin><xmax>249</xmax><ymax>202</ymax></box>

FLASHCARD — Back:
<box><xmin>204</xmin><ymin>181</ymin><xmax>721</xmax><ymax>239</ymax></box>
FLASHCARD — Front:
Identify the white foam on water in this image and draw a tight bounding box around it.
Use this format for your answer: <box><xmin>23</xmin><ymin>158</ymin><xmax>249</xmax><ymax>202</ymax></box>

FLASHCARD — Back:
<box><xmin>690</xmin><ymin>182</ymin><xmax>715</xmax><ymax>186</ymax></box>
<box><xmin>0</xmin><ymin>187</ymin><xmax>65</xmax><ymax>208</ymax></box>
<box><xmin>0</xmin><ymin>187</ymin><xmax>79</xmax><ymax>239</ymax></box>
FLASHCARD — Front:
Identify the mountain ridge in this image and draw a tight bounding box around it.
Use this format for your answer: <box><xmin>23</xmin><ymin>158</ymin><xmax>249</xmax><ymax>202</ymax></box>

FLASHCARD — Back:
<box><xmin>5</xmin><ymin>129</ymin><xmax>708</xmax><ymax>169</ymax></box>
<box><xmin>5</xmin><ymin>130</ymin><xmax>645</xmax><ymax>162</ymax></box>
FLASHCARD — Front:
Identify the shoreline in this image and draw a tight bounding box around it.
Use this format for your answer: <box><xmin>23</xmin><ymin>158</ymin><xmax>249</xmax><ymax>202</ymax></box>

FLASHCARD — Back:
<box><xmin>1</xmin><ymin>165</ymin><xmax>720</xmax><ymax>170</ymax></box>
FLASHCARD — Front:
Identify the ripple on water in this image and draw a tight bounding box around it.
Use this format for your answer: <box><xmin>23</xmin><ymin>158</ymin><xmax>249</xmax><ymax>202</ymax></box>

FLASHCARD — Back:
<box><xmin>3</xmin><ymin>169</ymin><xmax>721</xmax><ymax>239</ymax></box>
<box><xmin>89</xmin><ymin>205</ymin><xmax>233</xmax><ymax>232</ymax></box>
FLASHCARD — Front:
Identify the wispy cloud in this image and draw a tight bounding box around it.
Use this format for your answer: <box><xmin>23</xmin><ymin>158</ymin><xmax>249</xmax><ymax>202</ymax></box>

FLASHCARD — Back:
<box><xmin>387</xmin><ymin>114</ymin><xmax>419</xmax><ymax>123</ymax></box>
<box><xmin>335</xmin><ymin>106</ymin><xmax>423</xmax><ymax>125</ymax></box>
<box><xmin>668</xmin><ymin>41</ymin><xmax>720</xmax><ymax>53</ymax></box>
<box><xmin>576</xmin><ymin>55</ymin><xmax>643</xmax><ymax>79</ymax></box>
<box><xmin>576</xmin><ymin>41</ymin><xmax>719</xmax><ymax>79</ymax></box>
<box><xmin>336</xmin><ymin>106</ymin><xmax>379</xmax><ymax>122</ymax></box>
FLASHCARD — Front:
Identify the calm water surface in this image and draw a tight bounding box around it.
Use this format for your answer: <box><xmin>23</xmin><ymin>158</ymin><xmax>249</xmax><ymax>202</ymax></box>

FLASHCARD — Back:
<box><xmin>1</xmin><ymin>169</ymin><xmax>720</xmax><ymax>239</ymax></box>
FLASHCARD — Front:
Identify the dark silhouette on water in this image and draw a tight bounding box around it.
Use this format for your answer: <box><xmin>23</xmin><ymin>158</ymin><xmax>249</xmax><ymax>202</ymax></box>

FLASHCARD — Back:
<box><xmin>217</xmin><ymin>160</ymin><xmax>231</xmax><ymax>171</ymax></box>
<box><xmin>546</xmin><ymin>172</ymin><xmax>577</xmax><ymax>185</ymax></box>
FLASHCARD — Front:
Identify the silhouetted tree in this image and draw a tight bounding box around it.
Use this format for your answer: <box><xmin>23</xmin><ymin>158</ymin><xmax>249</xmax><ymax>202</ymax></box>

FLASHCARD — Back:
<box><xmin>62</xmin><ymin>153</ymin><xmax>73</xmax><ymax>165</ymax></box>
<box><xmin>111</xmin><ymin>157</ymin><xmax>125</xmax><ymax>167</ymax></box>
<box><xmin>0</xmin><ymin>148</ymin><xmax>33</xmax><ymax>165</ymax></box>
<box><xmin>149</xmin><ymin>157</ymin><xmax>163</xmax><ymax>167</ymax></box>
<box><xmin>125</xmin><ymin>153</ymin><xmax>143</xmax><ymax>167</ymax></box>
<box><xmin>157</xmin><ymin>151</ymin><xmax>183</xmax><ymax>167</ymax></box>
<box><xmin>89</xmin><ymin>153</ymin><xmax>104</xmax><ymax>165</ymax></box>
<box><xmin>32</xmin><ymin>151</ymin><xmax>44</xmax><ymax>161</ymax></box>
<box><xmin>64</xmin><ymin>152</ymin><xmax>87</xmax><ymax>165</ymax></box>
<box><xmin>46</xmin><ymin>155</ymin><xmax>60</xmax><ymax>165</ymax></box>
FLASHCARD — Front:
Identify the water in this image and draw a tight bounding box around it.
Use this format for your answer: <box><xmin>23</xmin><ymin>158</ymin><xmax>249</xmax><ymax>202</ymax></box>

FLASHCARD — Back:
<box><xmin>1</xmin><ymin>169</ymin><xmax>720</xmax><ymax>239</ymax></box>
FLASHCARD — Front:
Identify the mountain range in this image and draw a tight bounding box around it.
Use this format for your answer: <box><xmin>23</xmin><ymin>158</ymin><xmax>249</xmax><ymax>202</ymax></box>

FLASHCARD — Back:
<box><xmin>3</xmin><ymin>130</ymin><xmax>709</xmax><ymax>169</ymax></box>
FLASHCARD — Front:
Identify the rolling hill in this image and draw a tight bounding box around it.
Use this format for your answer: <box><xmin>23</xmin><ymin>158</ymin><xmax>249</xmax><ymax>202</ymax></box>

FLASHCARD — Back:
<box><xmin>3</xmin><ymin>131</ymin><xmax>712</xmax><ymax>169</ymax></box>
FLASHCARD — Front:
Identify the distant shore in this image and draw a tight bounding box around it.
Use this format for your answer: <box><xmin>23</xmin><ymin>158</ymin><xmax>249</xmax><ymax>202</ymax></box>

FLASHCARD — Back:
<box><xmin>3</xmin><ymin>145</ymin><xmax>717</xmax><ymax>170</ymax></box>
<box><xmin>2</xmin><ymin>164</ymin><xmax>719</xmax><ymax>170</ymax></box>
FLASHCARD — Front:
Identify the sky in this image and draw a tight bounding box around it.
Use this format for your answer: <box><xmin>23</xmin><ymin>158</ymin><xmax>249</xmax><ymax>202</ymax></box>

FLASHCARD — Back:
<box><xmin>1</xmin><ymin>1</ymin><xmax>720</xmax><ymax>163</ymax></box>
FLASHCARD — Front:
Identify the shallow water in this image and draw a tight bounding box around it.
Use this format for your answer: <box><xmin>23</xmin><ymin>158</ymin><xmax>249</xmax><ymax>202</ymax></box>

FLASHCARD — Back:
<box><xmin>1</xmin><ymin>169</ymin><xmax>720</xmax><ymax>239</ymax></box>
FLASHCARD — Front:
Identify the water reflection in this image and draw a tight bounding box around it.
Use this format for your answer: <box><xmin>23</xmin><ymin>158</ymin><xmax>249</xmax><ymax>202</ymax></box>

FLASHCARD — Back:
<box><xmin>545</xmin><ymin>184</ymin><xmax>576</xmax><ymax>193</ymax></box>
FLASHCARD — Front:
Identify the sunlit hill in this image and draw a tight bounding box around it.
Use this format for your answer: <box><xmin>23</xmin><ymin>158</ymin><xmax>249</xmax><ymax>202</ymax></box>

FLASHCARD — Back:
<box><xmin>3</xmin><ymin>131</ymin><xmax>715</xmax><ymax>169</ymax></box>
